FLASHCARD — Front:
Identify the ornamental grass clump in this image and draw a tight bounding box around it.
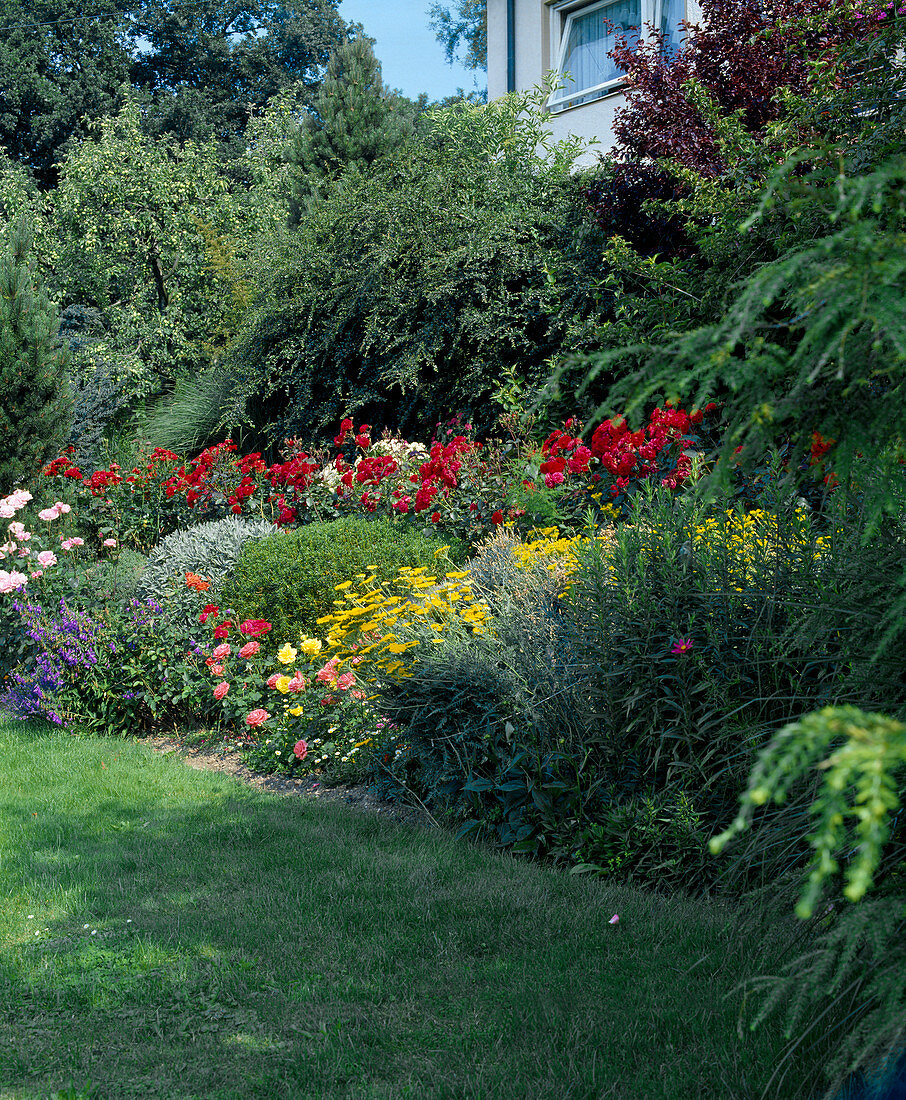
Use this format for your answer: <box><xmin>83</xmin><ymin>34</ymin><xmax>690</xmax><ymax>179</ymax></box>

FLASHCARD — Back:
<box><xmin>360</xmin><ymin>533</ymin><xmax>598</xmax><ymax>841</ymax></box>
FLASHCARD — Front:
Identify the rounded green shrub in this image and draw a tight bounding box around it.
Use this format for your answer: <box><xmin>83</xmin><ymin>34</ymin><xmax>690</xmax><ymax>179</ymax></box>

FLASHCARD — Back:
<box><xmin>221</xmin><ymin>516</ymin><xmax>461</xmax><ymax>646</ymax></box>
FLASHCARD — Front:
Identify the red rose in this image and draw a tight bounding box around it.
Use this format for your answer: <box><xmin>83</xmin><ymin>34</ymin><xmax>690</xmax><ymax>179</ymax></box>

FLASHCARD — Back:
<box><xmin>491</xmin><ymin>510</ymin><xmax>503</xmax><ymax>524</ymax></box>
<box><xmin>239</xmin><ymin>619</ymin><xmax>272</xmax><ymax>637</ymax></box>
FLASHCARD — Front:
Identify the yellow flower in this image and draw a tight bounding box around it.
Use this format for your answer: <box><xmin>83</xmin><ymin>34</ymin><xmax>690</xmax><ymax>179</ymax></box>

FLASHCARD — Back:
<box><xmin>288</xmin><ymin>705</ymin><xmax>304</xmax><ymax>717</ymax></box>
<box><xmin>277</xmin><ymin>643</ymin><xmax>298</xmax><ymax>665</ymax></box>
<box><xmin>299</xmin><ymin>637</ymin><xmax>323</xmax><ymax>657</ymax></box>
<box><xmin>384</xmin><ymin>643</ymin><xmax>409</xmax><ymax>654</ymax></box>
<box><xmin>275</xmin><ymin>675</ymin><xmax>292</xmax><ymax>694</ymax></box>
<box><xmin>334</xmin><ymin>580</ymin><xmax>353</xmax><ymax>590</ymax></box>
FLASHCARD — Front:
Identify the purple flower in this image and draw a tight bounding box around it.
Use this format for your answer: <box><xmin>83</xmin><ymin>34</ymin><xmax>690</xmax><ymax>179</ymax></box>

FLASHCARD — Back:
<box><xmin>671</xmin><ymin>637</ymin><xmax>693</xmax><ymax>656</ymax></box>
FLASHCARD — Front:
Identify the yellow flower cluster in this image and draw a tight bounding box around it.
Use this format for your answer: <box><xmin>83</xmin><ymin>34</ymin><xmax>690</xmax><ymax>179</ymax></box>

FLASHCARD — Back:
<box><xmin>510</xmin><ymin>526</ymin><xmax>616</xmax><ymax>582</ymax></box>
<box><xmin>313</xmin><ymin>552</ymin><xmax>491</xmax><ymax>680</ymax></box>
<box><xmin>511</xmin><ymin>527</ymin><xmax>582</xmax><ymax>576</ymax></box>
<box><xmin>690</xmin><ymin>508</ymin><xmax>830</xmax><ymax>590</ymax></box>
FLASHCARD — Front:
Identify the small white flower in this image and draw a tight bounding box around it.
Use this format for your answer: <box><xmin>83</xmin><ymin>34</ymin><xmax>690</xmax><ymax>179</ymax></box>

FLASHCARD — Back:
<box><xmin>83</xmin><ymin>924</ymin><xmax>90</xmax><ymax>929</ymax></box>
<box><xmin>126</xmin><ymin>919</ymin><xmax>132</xmax><ymax>923</ymax></box>
<box><xmin>91</xmin><ymin>930</ymin><xmax>97</xmax><ymax>935</ymax></box>
<box><xmin>27</xmin><ymin>915</ymin><xmax>34</xmax><ymax>919</ymax></box>
<box><xmin>35</xmin><ymin>931</ymin><xmax>40</xmax><ymax>936</ymax></box>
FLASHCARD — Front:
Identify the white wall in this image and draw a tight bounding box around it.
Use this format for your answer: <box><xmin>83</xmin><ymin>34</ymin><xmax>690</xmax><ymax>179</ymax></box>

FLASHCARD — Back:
<box><xmin>487</xmin><ymin>0</ymin><xmax>704</xmax><ymax>164</ymax></box>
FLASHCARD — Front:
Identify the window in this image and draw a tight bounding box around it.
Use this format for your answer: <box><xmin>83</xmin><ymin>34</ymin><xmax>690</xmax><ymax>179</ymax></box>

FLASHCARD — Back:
<box><xmin>548</xmin><ymin>0</ymin><xmax>685</xmax><ymax>112</ymax></box>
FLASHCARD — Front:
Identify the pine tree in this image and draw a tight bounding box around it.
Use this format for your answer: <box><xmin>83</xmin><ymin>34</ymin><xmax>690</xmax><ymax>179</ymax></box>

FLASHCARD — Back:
<box><xmin>0</xmin><ymin>219</ymin><xmax>71</xmax><ymax>494</ymax></box>
<box><xmin>288</xmin><ymin>31</ymin><xmax>418</xmax><ymax>220</ymax></box>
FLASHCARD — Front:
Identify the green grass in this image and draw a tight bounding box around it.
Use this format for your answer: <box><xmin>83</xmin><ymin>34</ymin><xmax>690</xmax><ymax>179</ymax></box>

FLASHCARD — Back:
<box><xmin>0</xmin><ymin>718</ymin><xmax>833</xmax><ymax>1100</ymax></box>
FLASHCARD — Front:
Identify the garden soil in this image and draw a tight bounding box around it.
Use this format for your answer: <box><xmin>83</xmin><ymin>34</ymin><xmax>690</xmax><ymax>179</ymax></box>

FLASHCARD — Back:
<box><xmin>143</xmin><ymin>733</ymin><xmax>437</xmax><ymax>831</ymax></box>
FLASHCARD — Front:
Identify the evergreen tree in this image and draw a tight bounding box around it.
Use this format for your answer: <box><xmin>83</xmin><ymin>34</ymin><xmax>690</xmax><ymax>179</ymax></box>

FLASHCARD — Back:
<box><xmin>287</xmin><ymin>31</ymin><xmax>418</xmax><ymax>219</ymax></box>
<box><xmin>0</xmin><ymin>220</ymin><xmax>71</xmax><ymax>494</ymax></box>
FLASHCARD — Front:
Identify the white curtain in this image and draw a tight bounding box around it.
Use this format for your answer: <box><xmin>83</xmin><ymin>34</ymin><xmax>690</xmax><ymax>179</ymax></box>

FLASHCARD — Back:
<box><xmin>562</xmin><ymin>0</ymin><xmax>641</xmax><ymax>97</ymax></box>
<box><xmin>660</xmin><ymin>0</ymin><xmax>687</xmax><ymax>56</ymax></box>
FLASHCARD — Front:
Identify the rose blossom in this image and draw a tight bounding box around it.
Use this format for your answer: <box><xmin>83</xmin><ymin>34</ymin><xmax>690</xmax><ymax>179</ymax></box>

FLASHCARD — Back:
<box><xmin>245</xmin><ymin>708</ymin><xmax>270</xmax><ymax>728</ymax></box>
<box><xmin>36</xmin><ymin>550</ymin><xmax>57</xmax><ymax>568</ymax></box>
<box><xmin>60</xmin><ymin>537</ymin><xmax>84</xmax><ymax>550</ymax></box>
<box><xmin>238</xmin><ymin>640</ymin><xmax>260</xmax><ymax>659</ymax></box>
<box><xmin>293</xmin><ymin>740</ymin><xmax>308</xmax><ymax>761</ymax></box>
<box><xmin>266</xmin><ymin>673</ymin><xmax>281</xmax><ymax>689</ymax></box>
<box><xmin>213</xmin><ymin>681</ymin><xmax>230</xmax><ymax>700</ymax></box>
<box><xmin>210</xmin><ymin>664</ymin><xmax>225</xmax><ymax>678</ymax></box>
<box><xmin>103</xmin><ymin>538</ymin><xmax>117</xmax><ymax>548</ymax></box>
<box><xmin>239</xmin><ymin>619</ymin><xmax>272</xmax><ymax>637</ymax></box>
<box><xmin>0</xmin><ymin>569</ymin><xmax>28</xmax><ymax>594</ymax></box>
<box><xmin>212</xmin><ymin>643</ymin><xmax>231</xmax><ymax>660</ymax></box>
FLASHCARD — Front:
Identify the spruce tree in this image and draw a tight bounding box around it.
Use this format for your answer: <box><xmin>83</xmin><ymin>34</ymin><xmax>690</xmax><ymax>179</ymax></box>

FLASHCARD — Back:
<box><xmin>288</xmin><ymin>31</ymin><xmax>417</xmax><ymax>219</ymax></box>
<box><xmin>0</xmin><ymin>219</ymin><xmax>71</xmax><ymax>494</ymax></box>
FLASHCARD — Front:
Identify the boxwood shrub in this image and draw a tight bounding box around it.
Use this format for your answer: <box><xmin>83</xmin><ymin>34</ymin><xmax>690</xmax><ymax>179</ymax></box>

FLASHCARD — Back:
<box><xmin>220</xmin><ymin>516</ymin><xmax>466</xmax><ymax>647</ymax></box>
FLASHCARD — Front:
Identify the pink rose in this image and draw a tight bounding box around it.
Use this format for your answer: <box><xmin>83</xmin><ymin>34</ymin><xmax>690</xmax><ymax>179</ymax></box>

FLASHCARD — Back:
<box><xmin>8</xmin><ymin>522</ymin><xmax>29</xmax><ymax>540</ymax></box>
<box><xmin>239</xmin><ymin>640</ymin><xmax>260</xmax><ymax>659</ymax></box>
<box><xmin>315</xmin><ymin>659</ymin><xmax>339</xmax><ymax>684</ymax></box>
<box><xmin>60</xmin><ymin>537</ymin><xmax>84</xmax><ymax>550</ymax></box>
<box><xmin>54</xmin><ymin>502</ymin><xmax>71</xmax><ymax>514</ymax></box>
<box><xmin>288</xmin><ymin>673</ymin><xmax>306</xmax><ymax>693</ymax></box>
<box><xmin>245</xmin><ymin>708</ymin><xmax>270</xmax><ymax>728</ymax></box>
<box><xmin>266</xmin><ymin>673</ymin><xmax>281</xmax><ymax>689</ymax></box>
<box><xmin>38</xmin><ymin>508</ymin><xmax>59</xmax><ymax>521</ymax></box>
<box><xmin>36</xmin><ymin>550</ymin><xmax>57</xmax><ymax>568</ymax></box>
<box><xmin>210</xmin><ymin>664</ymin><xmax>225</xmax><ymax>677</ymax></box>
<box><xmin>30</xmin><ymin>570</ymin><xmax>43</xmax><ymax>579</ymax></box>
<box><xmin>212</xmin><ymin>643</ymin><xmax>231</xmax><ymax>660</ymax></box>
<box><xmin>103</xmin><ymin>538</ymin><xmax>117</xmax><ymax>548</ymax></box>
<box><xmin>293</xmin><ymin>739</ymin><xmax>308</xmax><ymax>760</ymax></box>
<box><xmin>0</xmin><ymin>569</ymin><xmax>28</xmax><ymax>594</ymax></box>
<box><xmin>213</xmin><ymin>681</ymin><xmax>230</xmax><ymax>700</ymax></box>
<box><xmin>336</xmin><ymin>672</ymin><xmax>355</xmax><ymax>690</ymax></box>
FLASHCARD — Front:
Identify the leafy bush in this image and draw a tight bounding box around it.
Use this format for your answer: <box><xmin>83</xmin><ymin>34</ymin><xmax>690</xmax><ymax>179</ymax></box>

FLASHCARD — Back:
<box><xmin>570</xmin><ymin>789</ymin><xmax>711</xmax><ymax>891</ymax></box>
<box><xmin>561</xmin><ymin>487</ymin><xmax>845</xmax><ymax>824</ymax></box>
<box><xmin>220</xmin><ymin>516</ymin><xmax>457</xmax><ymax>648</ymax></box>
<box><xmin>361</xmin><ymin>481</ymin><xmax>897</xmax><ymax>893</ymax></box>
<box><xmin>221</xmin><ymin>86</ymin><xmax>606</xmax><ymax>446</ymax></box>
<box><xmin>137</xmin><ymin>515</ymin><xmax>277</xmax><ymax>603</ymax></box>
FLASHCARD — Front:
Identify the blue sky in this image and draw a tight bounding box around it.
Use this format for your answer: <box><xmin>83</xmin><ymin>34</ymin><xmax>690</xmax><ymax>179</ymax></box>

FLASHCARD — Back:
<box><xmin>338</xmin><ymin>0</ymin><xmax>485</xmax><ymax>103</ymax></box>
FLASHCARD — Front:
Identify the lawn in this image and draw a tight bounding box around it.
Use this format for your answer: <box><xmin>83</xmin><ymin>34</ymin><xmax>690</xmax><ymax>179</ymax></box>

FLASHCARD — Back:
<box><xmin>0</xmin><ymin>718</ymin><xmax>837</xmax><ymax>1100</ymax></box>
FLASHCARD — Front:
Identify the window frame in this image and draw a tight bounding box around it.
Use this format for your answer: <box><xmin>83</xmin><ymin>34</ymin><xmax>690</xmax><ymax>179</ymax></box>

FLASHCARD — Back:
<box><xmin>546</xmin><ymin>0</ymin><xmax>665</xmax><ymax>113</ymax></box>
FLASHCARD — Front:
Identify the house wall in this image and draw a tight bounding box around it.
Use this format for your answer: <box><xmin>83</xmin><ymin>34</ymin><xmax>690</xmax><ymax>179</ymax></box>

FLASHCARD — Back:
<box><xmin>488</xmin><ymin>0</ymin><xmax>703</xmax><ymax>165</ymax></box>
